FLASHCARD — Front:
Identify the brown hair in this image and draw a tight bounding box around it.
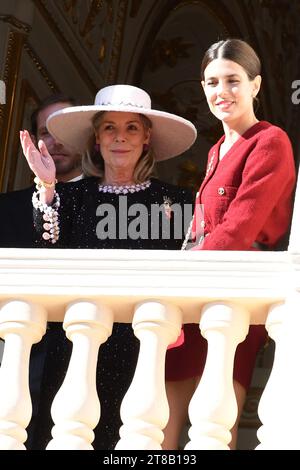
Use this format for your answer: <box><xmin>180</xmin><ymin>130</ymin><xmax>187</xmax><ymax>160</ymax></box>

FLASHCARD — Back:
<box><xmin>82</xmin><ymin>112</ymin><xmax>155</xmax><ymax>183</ymax></box>
<box><xmin>201</xmin><ymin>38</ymin><xmax>261</xmax><ymax>81</ymax></box>
<box><xmin>31</xmin><ymin>94</ymin><xmax>78</xmax><ymax>138</ymax></box>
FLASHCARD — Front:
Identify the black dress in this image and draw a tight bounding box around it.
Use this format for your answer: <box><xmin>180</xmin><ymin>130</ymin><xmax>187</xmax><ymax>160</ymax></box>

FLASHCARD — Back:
<box><xmin>0</xmin><ymin>186</ymin><xmax>35</xmax><ymax>247</ymax></box>
<box><xmin>29</xmin><ymin>176</ymin><xmax>193</xmax><ymax>450</ymax></box>
<box><xmin>0</xmin><ymin>186</ymin><xmax>47</xmax><ymax>445</ymax></box>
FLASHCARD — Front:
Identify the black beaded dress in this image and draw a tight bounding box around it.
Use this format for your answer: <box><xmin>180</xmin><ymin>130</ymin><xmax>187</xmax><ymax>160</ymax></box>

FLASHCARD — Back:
<box><xmin>28</xmin><ymin>176</ymin><xmax>192</xmax><ymax>450</ymax></box>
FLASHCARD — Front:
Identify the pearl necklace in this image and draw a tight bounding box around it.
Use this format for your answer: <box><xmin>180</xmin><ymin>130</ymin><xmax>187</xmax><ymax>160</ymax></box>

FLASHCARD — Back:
<box><xmin>98</xmin><ymin>180</ymin><xmax>151</xmax><ymax>194</ymax></box>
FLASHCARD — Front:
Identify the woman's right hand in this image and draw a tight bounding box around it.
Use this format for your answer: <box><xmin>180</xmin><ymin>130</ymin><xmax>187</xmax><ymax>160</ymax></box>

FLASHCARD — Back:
<box><xmin>20</xmin><ymin>130</ymin><xmax>56</xmax><ymax>184</ymax></box>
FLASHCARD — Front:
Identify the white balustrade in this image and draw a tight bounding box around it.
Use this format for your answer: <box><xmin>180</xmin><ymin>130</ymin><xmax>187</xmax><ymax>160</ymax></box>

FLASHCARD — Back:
<box><xmin>256</xmin><ymin>302</ymin><xmax>285</xmax><ymax>449</ymax></box>
<box><xmin>0</xmin><ymin>248</ymin><xmax>297</xmax><ymax>450</ymax></box>
<box><xmin>185</xmin><ymin>302</ymin><xmax>250</xmax><ymax>450</ymax></box>
<box><xmin>46</xmin><ymin>301</ymin><xmax>113</xmax><ymax>450</ymax></box>
<box><xmin>257</xmin><ymin>294</ymin><xmax>300</xmax><ymax>450</ymax></box>
<box><xmin>0</xmin><ymin>300</ymin><xmax>47</xmax><ymax>450</ymax></box>
<box><xmin>116</xmin><ymin>300</ymin><xmax>182</xmax><ymax>450</ymax></box>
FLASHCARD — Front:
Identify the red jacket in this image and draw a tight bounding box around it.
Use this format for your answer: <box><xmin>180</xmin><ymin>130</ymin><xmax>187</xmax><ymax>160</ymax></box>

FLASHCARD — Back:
<box><xmin>192</xmin><ymin>121</ymin><xmax>296</xmax><ymax>250</ymax></box>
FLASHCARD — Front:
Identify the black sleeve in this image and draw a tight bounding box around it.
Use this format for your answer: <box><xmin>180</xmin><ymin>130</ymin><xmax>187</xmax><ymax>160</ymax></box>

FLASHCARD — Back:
<box><xmin>0</xmin><ymin>187</ymin><xmax>35</xmax><ymax>248</ymax></box>
<box><xmin>33</xmin><ymin>180</ymin><xmax>85</xmax><ymax>248</ymax></box>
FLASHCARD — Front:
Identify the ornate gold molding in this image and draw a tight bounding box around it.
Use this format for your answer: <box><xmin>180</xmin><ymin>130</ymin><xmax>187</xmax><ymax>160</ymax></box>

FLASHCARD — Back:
<box><xmin>106</xmin><ymin>0</ymin><xmax>129</xmax><ymax>83</ymax></box>
<box><xmin>130</xmin><ymin>0</ymin><xmax>143</xmax><ymax>18</ymax></box>
<box><xmin>33</xmin><ymin>0</ymin><xmax>97</xmax><ymax>93</ymax></box>
<box><xmin>63</xmin><ymin>0</ymin><xmax>79</xmax><ymax>22</ymax></box>
<box><xmin>62</xmin><ymin>0</ymin><xmax>114</xmax><ymax>63</ymax></box>
<box><xmin>240</xmin><ymin>0</ymin><xmax>300</xmax><ymax>153</ymax></box>
<box><xmin>0</xmin><ymin>15</ymin><xmax>31</xmax><ymax>33</ymax></box>
<box><xmin>7</xmin><ymin>80</ymin><xmax>39</xmax><ymax>191</ymax></box>
<box><xmin>173</xmin><ymin>0</ymin><xmax>238</xmax><ymax>34</ymax></box>
<box><xmin>131</xmin><ymin>0</ymin><xmax>239</xmax><ymax>84</ymax></box>
<box><xmin>0</xmin><ymin>30</ymin><xmax>26</xmax><ymax>192</ymax></box>
<box><xmin>23</xmin><ymin>42</ymin><xmax>59</xmax><ymax>93</ymax></box>
<box><xmin>79</xmin><ymin>0</ymin><xmax>106</xmax><ymax>38</ymax></box>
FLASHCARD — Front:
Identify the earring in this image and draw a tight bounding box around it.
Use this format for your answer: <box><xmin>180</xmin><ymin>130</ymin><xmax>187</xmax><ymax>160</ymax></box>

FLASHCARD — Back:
<box><xmin>143</xmin><ymin>143</ymin><xmax>149</xmax><ymax>153</ymax></box>
<box><xmin>94</xmin><ymin>143</ymin><xmax>100</xmax><ymax>153</ymax></box>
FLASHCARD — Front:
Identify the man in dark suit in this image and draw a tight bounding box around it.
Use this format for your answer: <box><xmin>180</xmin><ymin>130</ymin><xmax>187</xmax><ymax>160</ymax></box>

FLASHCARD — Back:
<box><xmin>0</xmin><ymin>94</ymin><xmax>83</xmax><ymax>247</ymax></box>
<box><xmin>0</xmin><ymin>94</ymin><xmax>84</xmax><ymax>448</ymax></box>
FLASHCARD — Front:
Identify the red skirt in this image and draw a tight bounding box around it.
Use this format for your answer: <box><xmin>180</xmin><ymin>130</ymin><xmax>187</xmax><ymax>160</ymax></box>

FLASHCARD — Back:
<box><xmin>165</xmin><ymin>323</ymin><xmax>267</xmax><ymax>391</ymax></box>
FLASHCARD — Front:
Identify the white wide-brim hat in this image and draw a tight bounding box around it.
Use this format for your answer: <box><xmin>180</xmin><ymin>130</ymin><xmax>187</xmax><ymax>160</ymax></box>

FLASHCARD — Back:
<box><xmin>46</xmin><ymin>84</ymin><xmax>197</xmax><ymax>161</ymax></box>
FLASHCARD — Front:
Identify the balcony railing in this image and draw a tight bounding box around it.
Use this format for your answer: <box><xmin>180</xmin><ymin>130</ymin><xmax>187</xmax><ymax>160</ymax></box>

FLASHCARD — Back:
<box><xmin>0</xmin><ymin>245</ymin><xmax>300</xmax><ymax>450</ymax></box>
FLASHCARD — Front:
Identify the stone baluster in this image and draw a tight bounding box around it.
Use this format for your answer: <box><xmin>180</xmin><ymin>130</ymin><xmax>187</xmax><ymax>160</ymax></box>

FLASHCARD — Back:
<box><xmin>256</xmin><ymin>302</ymin><xmax>284</xmax><ymax>449</ymax></box>
<box><xmin>287</xmin><ymin>162</ymin><xmax>300</xmax><ymax>253</ymax></box>
<box><xmin>185</xmin><ymin>301</ymin><xmax>250</xmax><ymax>450</ymax></box>
<box><xmin>46</xmin><ymin>301</ymin><xmax>113</xmax><ymax>450</ymax></box>
<box><xmin>115</xmin><ymin>301</ymin><xmax>182</xmax><ymax>450</ymax></box>
<box><xmin>257</xmin><ymin>297</ymin><xmax>300</xmax><ymax>450</ymax></box>
<box><xmin>0</xmin><ymin>300</ymin><xmax>47</xmax><ymax>450</ymax></box>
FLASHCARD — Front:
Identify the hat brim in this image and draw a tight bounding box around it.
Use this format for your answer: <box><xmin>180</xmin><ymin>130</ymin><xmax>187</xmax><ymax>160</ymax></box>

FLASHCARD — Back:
<box><xmin>46</xmin><ymin>105</ymin><xmax>197</xmax><ymax>161</ymax></box>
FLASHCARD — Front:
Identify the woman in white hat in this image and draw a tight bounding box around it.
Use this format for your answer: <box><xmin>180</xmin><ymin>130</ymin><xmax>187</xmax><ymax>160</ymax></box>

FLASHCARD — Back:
<box><xmin>20</xmin><ymin>84</ymin><xmax>196</xmax><ymax>449</ymax></box>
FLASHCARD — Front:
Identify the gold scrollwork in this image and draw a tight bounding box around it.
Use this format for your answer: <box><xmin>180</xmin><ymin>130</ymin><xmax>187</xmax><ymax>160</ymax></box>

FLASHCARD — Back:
<box><xmin>23</xmin><ymin>42</ymin><xmax>59</xmax><ymax>93</ymax></box>
<box><xmin>33</xmin><ymin>0</ymin><xmax>97</xmax><ymax>93</ymax></box>
<box><xmin>7</xmin><ymin>80</ymin><xmax>39</xmax><ymax>191</ymax></box>
<box><xmin>130</xmin><ymin>0</ymin><xmax>143</xmax><ymax>18</ymax></box>
<box><xmin>0</xmin><ymin>30</ymin><xmax>26</xmax><ymax>191</ymax></box>
<box><xmin>62</xmin><ymin>0</ymin><xmax>110</xmax><ymax>55</ymax></box>
<box><xmin>149</xmin><ymin>37</ymin><xmax>193</xmax><ymax>72</ymax></box>
<box><xmin>0</xmin><ymin>15</ymin><xmax>31</xmax><ymax>33</ymax></box>
<box><xmin>63</xmin><ymin>0</ymin><xmax>79</xmax><ymax>23</ymax></box>
<box><xmin>99</xmin><ymin>37</ymin><xmax>106</xmax><ymax>63</ymax></box>
<box><xmin>106</xmin><ymin>0</ymin><xmax>128</xmax><ymax>83</ymax></box>
<box><xmin>80</xmin><ymin>0</ymin><xmax>106</xmax><ymax>38</ymax></box>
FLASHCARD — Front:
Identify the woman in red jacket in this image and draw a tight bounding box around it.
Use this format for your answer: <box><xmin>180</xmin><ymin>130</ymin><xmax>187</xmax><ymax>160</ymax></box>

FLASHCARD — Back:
<box><xmin>164</xmin><ymin>38</ymin><xmax>296</xmax><ymax>449</ymax></box>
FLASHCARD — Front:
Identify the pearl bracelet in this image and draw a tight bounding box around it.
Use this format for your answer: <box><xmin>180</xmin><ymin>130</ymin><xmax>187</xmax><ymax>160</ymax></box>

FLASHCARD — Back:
<box><xmin>34</xmin><ymin>176</ymin><xmax>57</xmax><ymax>192</ymax></box>
<box><xmin>32</xmin><ymin>190</ymin><xmax>60</xmax><ymax>244</ymax></box>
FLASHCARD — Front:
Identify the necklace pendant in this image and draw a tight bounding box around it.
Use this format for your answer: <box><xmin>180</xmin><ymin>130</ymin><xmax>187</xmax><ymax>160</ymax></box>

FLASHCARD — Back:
<box><xmin>163</xmin><ymin>196</ymin><xmax>173</xmax><ymax>219</ymax></box>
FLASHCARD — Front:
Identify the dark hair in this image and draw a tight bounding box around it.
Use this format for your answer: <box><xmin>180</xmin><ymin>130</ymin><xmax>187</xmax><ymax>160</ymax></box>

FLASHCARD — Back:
<box><xmin>30</xmin><ymin>94</ymin><xmax>78</xmax><ymax>138</ymax></box>
<box><xmin>201</xmin><ymin>38</ymin><xmax>261</xmax><ymax>81</ymax></box>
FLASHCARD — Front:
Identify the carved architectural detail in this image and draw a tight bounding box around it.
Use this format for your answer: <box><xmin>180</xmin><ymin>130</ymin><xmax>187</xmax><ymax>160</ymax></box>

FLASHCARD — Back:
<box><xmin>78</xmin><ymin>0</ymin><xmax>112</xmax><ymax>60</ymax></box>
<box><xmin>2</xmin><ymin>32</ymin><xmax>24</xmax><ymax>86</ymax></box>
<box><xmin>33</xmin><ymin>0</ymin><xmax>97</xmax><ymax>93</ymax></box>
<box><xmin>62</xmin><ymin>0</ymin><xmax>112</xmax><ymax>55</ymax></box>
<box><xmin>23</xmin><ymin>43</ymin><xmax>59</xmax><ymax>93</ymax></box>
<box><xmin>6</xmin><ymin>80</ymin><xmax>39</xmax><ymax>192</ymax></box>
<box><xmin>106</xmin><ymin>0</ymin><xmax>128</xmax><ymax>83</ymax></box>
<box><xmin>242</xmin><ymin>0</ymin><xmax>300</xmax><ymax>150</ymax></box>
<box><xmin>0</xmin><ymin>15</ymin><xmax>31</xmax><ymax>33</ymax></box>
<box><xmin>130</xmin><ymin>0</ymin><xmax>143</xmax><ymax>18</ymax></box>
<box><xmin>79</xmin><ymin>1</ymin><xmax>106</xmax><ymax>38</ymax></box>
<box><xmin>63</xmin><ymin>0</ymin><xmax>79</xmax><ymax>23</ymax></box>
<box><xmin>0</xmin><ymin>32</ymin><xmax>15</xmax><ymax>130</ymax></box>
<box><xmin>149</xmin><ymin>37</ymin><xmax>193</xmax><ymax>71</ymax></box>
<box><xmin>0</xmin><ymin>30</ymin><xmax>26</xmax><ymax>190</ymax></box>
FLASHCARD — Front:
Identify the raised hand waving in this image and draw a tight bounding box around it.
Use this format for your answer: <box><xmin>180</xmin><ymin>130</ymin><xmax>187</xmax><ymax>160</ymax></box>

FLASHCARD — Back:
<box><xmin>20</xmin><ymin>130</ymin><xmax>56</xmax><ymax>184</ymax></box>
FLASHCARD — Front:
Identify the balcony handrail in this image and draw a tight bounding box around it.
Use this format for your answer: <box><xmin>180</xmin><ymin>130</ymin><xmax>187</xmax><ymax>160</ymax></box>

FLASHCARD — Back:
<box><xmin>0</xmin><ymin>248</ymin><xmax>292</xmax><ymax>324</ymax></box>
<box><xmin>0</xmin><ymin>247</ymin><xmax>299</xmax><ymax>450</ymax></box>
